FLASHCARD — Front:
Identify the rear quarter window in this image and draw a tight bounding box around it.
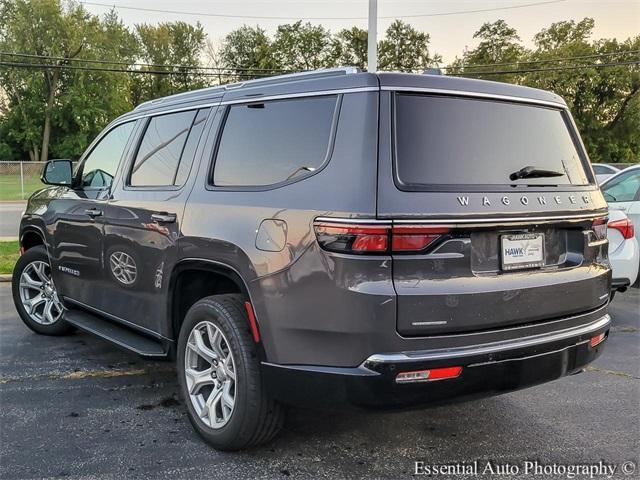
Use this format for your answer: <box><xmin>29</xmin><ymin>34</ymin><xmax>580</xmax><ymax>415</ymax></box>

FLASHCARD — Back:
<box><xmin>212</xmin><ymin>95</ymin><xmax>339</xmax><ymax>187</ymax></box>
<box><xmin>393</xmin><ymin>94</ymin><xmax>591</xmax><ymax>189</ymax></box>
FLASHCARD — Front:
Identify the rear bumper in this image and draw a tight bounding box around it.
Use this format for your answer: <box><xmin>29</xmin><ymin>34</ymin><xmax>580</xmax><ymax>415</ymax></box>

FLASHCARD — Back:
<box><xmin>262</xmin><ymin>314</ymin><xmax>610</xmax><ymax>409</ymax></box>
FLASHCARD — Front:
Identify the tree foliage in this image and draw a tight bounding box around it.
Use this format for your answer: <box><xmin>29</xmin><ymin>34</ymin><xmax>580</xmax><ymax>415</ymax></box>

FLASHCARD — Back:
<box><xmin>0</xmin><ymin>0</ymin><xmax>637</xmax><ymax>164</ymax></box>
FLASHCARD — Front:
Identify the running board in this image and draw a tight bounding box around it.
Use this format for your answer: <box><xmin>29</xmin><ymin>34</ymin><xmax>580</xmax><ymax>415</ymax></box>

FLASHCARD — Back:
<box><xmin>64</xmin><ymin>309</ymin><xmax>170</xmax><ymax>358</ymax></box>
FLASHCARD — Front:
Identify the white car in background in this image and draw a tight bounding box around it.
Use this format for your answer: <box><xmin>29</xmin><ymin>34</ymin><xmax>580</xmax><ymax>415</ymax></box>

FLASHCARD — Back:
<box><xmin>592</xmin><ymin>163</ymin><xmax>620</xmax><ymax>184</ymax></box>
<box><xmin>607</xmin><ymin>209</ymin><xmax>639</xmax><ymax>295</ymax></box>
<box><xmin>600</xmin><ymin>165</ymin><xmax>640</xmax><ymax>292</ymax></box>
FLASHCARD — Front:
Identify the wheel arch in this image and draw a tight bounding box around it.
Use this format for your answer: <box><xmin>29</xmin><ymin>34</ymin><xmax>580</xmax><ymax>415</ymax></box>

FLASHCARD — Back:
<box><xmin>168</xmin><ymin>258</ymin><xmax>266</xmax><ymax>358</ymax></box>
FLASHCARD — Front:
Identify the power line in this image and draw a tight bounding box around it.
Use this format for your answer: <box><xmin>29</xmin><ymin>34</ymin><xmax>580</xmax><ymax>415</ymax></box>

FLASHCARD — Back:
<box><xmin>80</xmin><ymin>0</ymin><xmax>566</xmax><ymax>21</ymax></box>
<box><xmin>0</xmin><ymin>61</ymin><xmax>276</xmax><ymax>77</ymax></box>
<box><xmin>2</xmin><ymin>59</ymin><xmax>637</xmax><ymax>77</ymax></box>
<box><xmin>2</xmin><ymin>49</ymin><xmax>637</xmax><ymax>76</ymax></box>
<box><xmin>443</xmin><ymin>49</ymin><xmax>640</xmax><ymax>71</ymax></box>
<box><xmin>450</xmin><ymin>60</ymin><xmax>640</xmax><ymax>76</ymax></box>
<box><xmin>0</xmin><ymin>51</ymin><xmax>293</xmax><ymax>73</ymax></box>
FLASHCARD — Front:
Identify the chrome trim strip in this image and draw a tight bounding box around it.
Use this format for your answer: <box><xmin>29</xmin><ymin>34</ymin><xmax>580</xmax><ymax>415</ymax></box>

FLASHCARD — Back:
<box><xmin>314</xmin><ymin>216</ymin><xmax>392</xmax><ymax>225</ymax></box>
<box><xmin>117</xmin><ymin>102</ymin><xmax>221</xmax><ymax>124</ymax></box>
<box><xmin>221</xmin><ymin>87</ymin><xmax>378</xmax><ymax>105</ymax></box>
<box><xmin>394</xmin><ymin>212</ymin><xmax>605</xmax><ymax>225</ymax></box>
<box><xmin>316</xmin><ymin>212</ymin><xmax>605</xmax><ymax>226</ymax></box>
<box><xmin>363</xmin><ymin>314</ymin><xmax>610</xmax><ymax>364</ymax></box>
<box><xmin>381</xmin><ymin>86</ymin><xmax>566</xmax><ymax>108</ymax></box>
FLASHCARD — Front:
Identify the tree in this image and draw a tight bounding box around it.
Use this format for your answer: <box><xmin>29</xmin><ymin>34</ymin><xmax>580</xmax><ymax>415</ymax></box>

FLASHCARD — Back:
<box><xmin>0</xmin><ymin>0</ymin><xmax>138</xmax><ymax>161</ymax></box>
<box><xmin>449</xmin><ymin>20</ymin><xmax>526</xmax><ymax>82</ymax></box>
<box><xmin>524</xmin><ymin>18</ymin><xmax>639</xmax><ymax>163</ymax></box>
<box><xmin>133</xmin><ymin>21</ymin><xmax>207</xmax><ymax>102</ymax></box>
<box><xmin>218</xmin><ymin>25</ymin><xmax>279</xmax><ymax>80</ymax></box>
<box><xmin>378</xmin><ymin>20</ymin><xmax>441</xmax><ymax>71</ymax></box>
<box><xmin>272</xmin><ymin>21</ymin><xmax>335</xmax><ymax>71</ymax></box>
<box><xmin>331</xmin><ymin>27</ymin><xmax>368</xmax><ymax>69</ymax></box>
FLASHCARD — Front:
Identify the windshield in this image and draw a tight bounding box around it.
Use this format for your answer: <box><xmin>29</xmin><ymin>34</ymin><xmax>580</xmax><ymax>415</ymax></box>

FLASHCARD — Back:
<box><xmin>394</xmin><ymin>94</ymin><xmax>591</xmax><ymax>188</ymax></box>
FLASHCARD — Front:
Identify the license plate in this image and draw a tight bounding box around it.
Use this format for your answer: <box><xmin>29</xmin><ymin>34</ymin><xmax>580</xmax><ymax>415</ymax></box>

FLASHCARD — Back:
<box><xmin>501</xmin><ymin>233</ymin><xmax>544</xmax><ymax>271</ymax></box>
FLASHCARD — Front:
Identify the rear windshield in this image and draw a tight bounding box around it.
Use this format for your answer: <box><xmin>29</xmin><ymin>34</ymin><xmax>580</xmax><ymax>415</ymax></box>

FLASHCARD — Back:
<box><xmin>394</xmin><ymin>94</ymin><xmax>591</xmax><ymax>188</ymax></box>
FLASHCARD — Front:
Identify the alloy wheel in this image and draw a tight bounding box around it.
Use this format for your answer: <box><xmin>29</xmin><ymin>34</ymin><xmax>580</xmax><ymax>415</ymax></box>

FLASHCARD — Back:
<box><xmin>18</xmin><ymin>260</ymin><xmax>64</xmax><ymax>325</ymax></box>
<box><xmin>184</xmin><ymin>320</ymin><xmax>237</xmax><ymax>429</ymax></box>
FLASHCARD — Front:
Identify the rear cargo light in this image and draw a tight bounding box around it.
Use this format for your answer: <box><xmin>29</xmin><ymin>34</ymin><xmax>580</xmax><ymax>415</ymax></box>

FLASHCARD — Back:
<box><xmin>314</xmin><ymin>221</ymin><xmax>449</xmax><ymax>254</ymax></box>
<box><xmin>590</xmin><ymin>332</ymin><xmax>606</xmax><ymax>348</ymax></box>
<box><xmin>592</xmin><ymin>217</ymin><xmax>608</xmax><ymax>240</ymax></box>
<box><xmin>396</xmin><ymin>366</ymin><xmax>463</xmax><ymax>384</ymax></box>
<box><xmin>608</xmin><ymin>217</ymin><xmax>635</xmax><ymax>240</ymax></box>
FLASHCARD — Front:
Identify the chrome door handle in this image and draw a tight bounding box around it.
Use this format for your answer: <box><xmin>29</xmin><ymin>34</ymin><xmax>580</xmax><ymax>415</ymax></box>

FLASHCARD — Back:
<box><xmin>84</xmin><ymin>208</ymin><xmax>103</xmax><ymax>217</ymax></box>
<box><xmin>151</xmin><ymin>213</ymin><xmax>177</xmax><ymax>224</ymax></box>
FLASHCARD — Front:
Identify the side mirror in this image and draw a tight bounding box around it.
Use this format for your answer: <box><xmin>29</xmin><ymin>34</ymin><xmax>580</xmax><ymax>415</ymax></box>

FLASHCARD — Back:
<box><xmin>41</xmin><ymin>159</ymin><xmax>73</xmax><ymax>186</ymax></box>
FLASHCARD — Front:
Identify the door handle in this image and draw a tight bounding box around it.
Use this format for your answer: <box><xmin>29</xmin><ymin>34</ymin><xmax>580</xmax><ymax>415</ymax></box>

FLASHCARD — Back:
<box><xmin>84</xmin><ymin>208</ymin><xmax>103</xmax><ymax>218</ymax></box>
<box><xmin>151</xmin><ymin>212</ymin><xmax>177</xmax><ymax>224</ymax></box>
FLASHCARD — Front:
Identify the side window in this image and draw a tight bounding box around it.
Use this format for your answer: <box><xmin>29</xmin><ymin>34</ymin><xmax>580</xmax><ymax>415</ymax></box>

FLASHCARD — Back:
<box><xmin>602</xmin><ymin>170</ymin><xmax>640</xmax><ymax>203</ymax></box>
<box><xmin>175</xmin><ymin>108</ymin><xmax>210</xmax><ymax>185</ymax></box>
<box><xmin>80</xmin><ymin>121</ymin><xmax>135</xmax><ymax>188</ymax></box>
<box><xmin>129</xmin><ymin>110</ymin><xmax>197</xmax><ymax>187</ymax></box>
<box><xmin>213</xmin><ymin>96</ymin><xmax>338</xmax><ymax>187</ymax></box>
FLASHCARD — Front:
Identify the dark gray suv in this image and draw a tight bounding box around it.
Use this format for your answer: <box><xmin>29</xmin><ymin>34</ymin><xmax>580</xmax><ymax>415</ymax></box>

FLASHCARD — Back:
<box><xmin>12</xmin><ymin>68</ymin><xmax>611</xmax><ymax>450</ymax></box>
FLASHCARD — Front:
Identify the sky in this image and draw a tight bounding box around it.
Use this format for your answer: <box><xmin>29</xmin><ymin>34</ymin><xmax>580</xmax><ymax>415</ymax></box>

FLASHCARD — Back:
<box><xmin>81</xmin><ymin>0</ymin><xmax>640</xmax><ymax>64</ymax></box>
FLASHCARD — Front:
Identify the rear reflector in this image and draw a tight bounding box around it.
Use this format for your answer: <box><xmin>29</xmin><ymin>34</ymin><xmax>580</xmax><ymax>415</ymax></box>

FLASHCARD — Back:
<box><xmin>244</xmin><ymin>301</ymin><xmax>261</xmax><ymax>343</ymax></box>
<box><xmin>396</xmin><ymin>366</ymin><xmax>463</xmax><ymax>384</ymax></box>
<box><xmin>314</xmin><ymin>221</ymin><xmax>449</xmax><ymax>254</ymax></box>
<box><xmin>608</xmin><ymin>217</ymin><xmax>635</xmax><ymax>240</ymax></box>
<box><xmin>590</xmin><ymin>332</ymin><xmax>606</xmax><ymax>348</ymax></box>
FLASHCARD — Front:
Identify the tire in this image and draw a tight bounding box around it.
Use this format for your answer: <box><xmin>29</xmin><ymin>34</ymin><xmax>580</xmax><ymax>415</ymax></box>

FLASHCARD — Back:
<box><xmin>177</xmin><ymin>294</ymin><xmax>284</xmax><ymax>451</ymax></box>
<box><xmin>12</xmin><ymin>245</ymin><xmax>73</xmax><ymax>336</ymax></box>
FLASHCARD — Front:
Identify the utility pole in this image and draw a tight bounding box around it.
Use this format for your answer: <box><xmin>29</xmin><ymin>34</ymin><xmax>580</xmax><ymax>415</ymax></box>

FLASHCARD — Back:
<box><xmin>368</xmin><ymin>0</ymin><xmax>377</xmax><ymax>72</ymax></box>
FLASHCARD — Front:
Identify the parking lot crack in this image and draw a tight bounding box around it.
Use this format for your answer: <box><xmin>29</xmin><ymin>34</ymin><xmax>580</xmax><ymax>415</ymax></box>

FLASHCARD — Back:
<box><xmin>0</xmin><ymin>366</ymin><xmax>175</xmax><ymax>385</ymax></box>
<box><xmin>585</xmin><ymin>366</ymin><xmax>639</xmax><ymax>380</ymax></box>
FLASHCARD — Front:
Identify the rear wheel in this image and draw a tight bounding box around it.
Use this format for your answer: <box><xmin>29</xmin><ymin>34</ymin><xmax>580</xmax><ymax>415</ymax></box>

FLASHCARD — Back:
<box><xmin>12</xmin><ymin>245</ymin><xmax>73</xmax><ymax>335</ymax></box>
<box><xmin>177</xmin><ymin>294</ymin><xmax>284</xmax><ymax>450</ymax></box>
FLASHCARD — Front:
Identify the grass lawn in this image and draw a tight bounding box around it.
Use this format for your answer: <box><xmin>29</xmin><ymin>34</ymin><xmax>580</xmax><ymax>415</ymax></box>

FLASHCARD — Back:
<box><xmin>0</xmin><ymin>241</ymin><xmax>19</xmax><ymax>275</ymax></box>
<box><xmin>0</xmin><ymin>175</ymin><xmax>45</xmax><ymax>201</ymax></box>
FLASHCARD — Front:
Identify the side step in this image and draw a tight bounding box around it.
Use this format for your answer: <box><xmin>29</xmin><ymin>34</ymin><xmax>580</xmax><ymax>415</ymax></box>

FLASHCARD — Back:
<box><xmin>64</xmin><ymin>309</ymin><xmax>170</xmax><ymax>359</ymax></box>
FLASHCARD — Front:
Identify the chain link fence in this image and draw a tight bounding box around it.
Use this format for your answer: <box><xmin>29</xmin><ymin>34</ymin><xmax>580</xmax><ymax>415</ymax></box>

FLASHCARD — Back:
<box><xmin>0</xmin><ymin>161</ymin><xmax>47</xmax><ymax>201</ymax></box>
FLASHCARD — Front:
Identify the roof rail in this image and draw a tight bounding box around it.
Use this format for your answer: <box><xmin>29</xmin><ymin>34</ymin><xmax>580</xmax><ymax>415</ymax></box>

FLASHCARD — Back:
<box><xmin>423</xmin><ymin>68</ymin><xmax>443</xmax><ymax>75</ymax></box>
<box><xmin>134</xmin><ymin>66</ymin><xmax>360</xmax><ymax>111</ymax></box>
<box><xmin>223</xmin><ymin>66</ymin><xmax>360</xmax><ymax>90</ymax></box>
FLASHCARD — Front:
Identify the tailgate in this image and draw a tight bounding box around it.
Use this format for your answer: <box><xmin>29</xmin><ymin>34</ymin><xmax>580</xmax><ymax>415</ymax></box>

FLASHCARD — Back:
<box><xmin>392</xmin><ymin>219</ymin><xmax>610</xmax><ymax>336</ymax></box>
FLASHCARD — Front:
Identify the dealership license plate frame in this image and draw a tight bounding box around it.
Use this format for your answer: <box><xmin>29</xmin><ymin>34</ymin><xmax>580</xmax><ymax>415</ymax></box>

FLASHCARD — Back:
<box><xmin>500</xmin><ymin>233</ymin><xmax>545</xmax><ymax>271</ymax></box>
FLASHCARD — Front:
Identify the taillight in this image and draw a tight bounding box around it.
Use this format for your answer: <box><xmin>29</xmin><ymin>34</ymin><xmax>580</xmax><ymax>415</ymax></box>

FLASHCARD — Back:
<box><xmin>392</xmin><ymin>226</ymin><xmax>450</xmax><ymax>251</ymax></box>
<box><xmin>314</xmin><ymin>221</ymin><xmax>449</xmax><ymax>254</ymax></box>
<box><xmin>608</xmin><ymin>217</ymin><xmax>635</xmax><ymax>240</ymax></box>
<box><xmin>592</xmin><ymin>217</ymin><xmax>608</xmax><ymax>240</ymax></box>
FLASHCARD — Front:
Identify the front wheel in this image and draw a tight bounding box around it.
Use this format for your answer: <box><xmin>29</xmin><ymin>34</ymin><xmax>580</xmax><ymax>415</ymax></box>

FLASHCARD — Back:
<box><xmin>12</xmin><ymin>245</ymin><xmax>73</xmax><ymax>335</ymax></box>
<box><xmin>177</xmin><ymin>294</ymin><xmax>284</xmax><ymax>451</ymax></box>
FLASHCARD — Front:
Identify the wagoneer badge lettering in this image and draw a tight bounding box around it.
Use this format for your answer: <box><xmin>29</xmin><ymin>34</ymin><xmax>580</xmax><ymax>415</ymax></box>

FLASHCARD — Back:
<box><xmin>456</xmin><ymin>194</ymin><xmax>591</xmax><ymax>208</ymax></box>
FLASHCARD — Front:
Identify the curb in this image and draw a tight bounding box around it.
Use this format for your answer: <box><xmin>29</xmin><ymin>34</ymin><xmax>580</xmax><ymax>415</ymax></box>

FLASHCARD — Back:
<box><xmin>0</xmin><ymin>275</ymin><xmax>12</xmax><ymax>282</ymax></box>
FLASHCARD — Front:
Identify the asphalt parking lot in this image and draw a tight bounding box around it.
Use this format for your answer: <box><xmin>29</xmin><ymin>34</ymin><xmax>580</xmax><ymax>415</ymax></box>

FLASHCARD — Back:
<box><xmin>0</xmin><ymin>284</ymin><xmax>638</xmax><ymax>480</ymax></box>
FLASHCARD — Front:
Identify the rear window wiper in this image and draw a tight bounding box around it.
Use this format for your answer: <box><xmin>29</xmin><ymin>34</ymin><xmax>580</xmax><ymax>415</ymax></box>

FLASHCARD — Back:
<box><xmin>509</xmin><ymin>166</ymin><xmax>565</xmax><ymax>181</ymax></box>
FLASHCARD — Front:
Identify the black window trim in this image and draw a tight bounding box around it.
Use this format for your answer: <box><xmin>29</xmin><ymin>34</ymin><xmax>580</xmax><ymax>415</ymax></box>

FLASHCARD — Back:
<box><xmin>206</xmin><ymin>94</ymin><xmax>343</xmax><ymax>192</ymax></box>
<box><xmin>123</xmin><ymin>107</ymin><xmax>210</xmax><ymax>191</ymax></box>
<box><xmin>390</xmin><ymin>91</ymin><xmax>598</xmax><ymax>194</ymax></box>
<box><xmin>74</xmin><ymin>119</ymin><xmax>139</xmax><ymax>192</ymax></box>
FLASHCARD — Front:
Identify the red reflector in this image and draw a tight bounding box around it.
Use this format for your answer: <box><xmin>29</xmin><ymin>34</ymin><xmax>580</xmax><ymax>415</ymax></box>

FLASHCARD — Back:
<box><xmin>608</xmin><ymin>218</ymin><xmax>635</xmax><ymax>240</ymax></box>
<box><xmin>244</xmin><ymin>301</ymin><xmax>260</xmax><ymax>343</ymax></box>
<box><xmin>19</xmin><ymin>245</ymin><xmax>25</xmax><ymax>255</ymax></box>
<box><xmin>590</xmin><ymin>332</ymin><xmax>606</xmax><ymax>348</ymax></box>
<box><xmin>396</xmin><ymin>366</ymin><xmax>463</xmax><ymax>384</ymax></box>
